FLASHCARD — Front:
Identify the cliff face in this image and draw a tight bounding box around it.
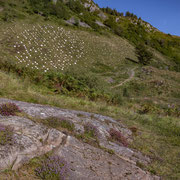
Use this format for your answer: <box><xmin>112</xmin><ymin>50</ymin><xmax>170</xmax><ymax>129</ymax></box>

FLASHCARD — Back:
<box><xmin>0</xmin><ymin>98</ymin><xmax>159</xmax><ymax>179</ymax></box>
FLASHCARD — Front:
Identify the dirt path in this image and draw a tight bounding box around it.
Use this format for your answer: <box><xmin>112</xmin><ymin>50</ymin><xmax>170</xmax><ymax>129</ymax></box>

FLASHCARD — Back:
<box><xmin>111</xmin><ymin>67</ymin><xmax>136</xmax><ymax>88</ymax></box>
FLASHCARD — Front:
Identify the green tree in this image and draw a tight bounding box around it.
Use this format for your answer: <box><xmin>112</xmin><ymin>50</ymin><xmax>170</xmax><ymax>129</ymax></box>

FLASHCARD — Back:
<box><xmin>135</xmin><ymin>44</ymin><xmax>153</xmax><ymax>65</ymax></box>
<box><xmin>125</xmin><ymin>11</ymin><xmax>131</xmax><ymax>17</ymax></box>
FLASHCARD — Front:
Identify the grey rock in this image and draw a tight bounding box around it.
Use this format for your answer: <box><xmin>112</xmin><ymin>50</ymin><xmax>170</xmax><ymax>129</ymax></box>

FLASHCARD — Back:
<box><xmin>95</xmin><ymin>20</ymin><xmax>105</xmax><ymax>27</ymax></box>
<box><xmin>98</xmin><ymin>12</ymin><xmax>107</xmax><ymax>20</ymax></box>
<box><xmin>0</xmin><ymin>116</ymin><xmax>65</xmax><ymax>171</ymax></box>
<box><xmin>65</xmin><ymin>17</ymin><xmax>91</xmax><ymax>28</ymax></box>
<box><xmin>58</xmin><ymin>136</ymin><xmax>159</xmax><ymax>180</ymax></box>
<box><xmin>0</xmin><ymin>7</ymin><xmax>3</xmax><ymax>12</ymax></box>
<box><xmin>79</xmin><ymin>21</ymin><xmax>91</xmax><ymax>28</ymax></box>
<box><xmin>0</xmin><ymin>98</ymin><xmax>159</xmax><ymax>179</ymax></box>
<box><xmin>84</xmin><ymin>2</ymin><xmax>91</xmax><ymax>8</ymax></box>
<box><xmin>84</xmin><ymin>1</ymin><xmax>99</xmax><ymax>12</ymax></box>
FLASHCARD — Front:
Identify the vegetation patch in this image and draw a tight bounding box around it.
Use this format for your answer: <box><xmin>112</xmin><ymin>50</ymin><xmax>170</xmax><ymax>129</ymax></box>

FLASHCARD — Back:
<box><xmin>35</xmin><ymin>155</ymin><xmax>70</xmax><ymax>180</ymax></box>
<box><xmin>76</xmin><ymin>122</ymin><xmax>99</xmax><ymax>146</ymax></box>
<box><xmin>43</xmin><ymin>117</ymin><xmax>75</xmax><ymax>132</ymax></box>
<box><xmin>84</xmin><ymin>122</ymin><xmax>99</xmax><ymax>138</ymax></box>
<box><xmin>0</xmin><ymin>124</ymin><xmax>15</xmax><ymax>145</ymax></box>
<box><xmin>59</xmin><ymin>118</ymin><xmax>75</xmax><ymax>132</ymax></box>
<box><xmin>100</xmin><ymin>146</ymin><xmax>115</xmax><ymax>155</ymax></box>
<box><xmin>109</xmin><ymin>128</ymin><xmax>128</xmax><ymax>147</ymax></box>
<box><xmin>0</xmin><ymin>102</ymin><xmax>22</xmax><ymax>116</ymax></box>
<box><xmin>135</xmin><ymin>43</ymin><xmax>153</xmax><ymax>65</ymax></box>
<box><xmin>138</xmin><ymin>103</ymin><xmax>180</xmax><ymax>117</ymax></box>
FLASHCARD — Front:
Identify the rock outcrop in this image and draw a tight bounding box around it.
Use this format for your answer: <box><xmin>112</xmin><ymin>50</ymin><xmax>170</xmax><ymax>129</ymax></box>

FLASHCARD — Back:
<box><xmin>0</xmin><ymin>98</ymin><xmax>159</xmax><ymax>179</ymax></box>
<box><xmin>65</xmin><ymin>17</ymin><xmax>91</xmax><ymax>28</ymax></box>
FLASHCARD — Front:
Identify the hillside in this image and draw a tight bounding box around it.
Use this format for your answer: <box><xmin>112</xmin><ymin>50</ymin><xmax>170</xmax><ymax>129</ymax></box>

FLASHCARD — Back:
<box><xmin>0</xmin><ymin>0</ymin><xmax>180</xmax><ymax>179</ymax></box>
<box><xmin>0</xmin><ymin>0</ymin><xmax>180</xmax><ymax>71</ymax></box>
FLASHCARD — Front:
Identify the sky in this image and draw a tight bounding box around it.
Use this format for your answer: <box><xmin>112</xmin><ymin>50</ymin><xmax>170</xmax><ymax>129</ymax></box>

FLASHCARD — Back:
<box><xmin>93</xmin><ymin>0</ymin><xmax>180</xmax><ymax>36</ymax></box>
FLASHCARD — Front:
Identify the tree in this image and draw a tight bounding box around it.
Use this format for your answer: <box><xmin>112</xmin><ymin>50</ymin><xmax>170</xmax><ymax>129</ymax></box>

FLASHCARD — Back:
<box><xmin>135</xmin><ymin>44</ymin><xmax>153</xmax><ymax>65</ymax></box>
<box><xmin>67</xmin><ymin>0</ymin><xmax>84</xmax><ymax>13</ymax></box>
<box><xmin>125</xmin><ymin>11</ymin><xmax>131</xmax><ymax>17</ymax></box>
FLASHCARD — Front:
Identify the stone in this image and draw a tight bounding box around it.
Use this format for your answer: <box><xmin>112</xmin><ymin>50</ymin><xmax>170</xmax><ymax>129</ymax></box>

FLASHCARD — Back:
<box><xmin>0</xmin><ymin>98</ymin><xmax>159</xmax><ymax>179</ymax></box>
<box><xmin>95</xmin><ymin>20</ymin><xmax>105</xmax><ymax>27</ymax></box>
<box><xmin>65</xmin><ymin>17</ymin><xmax>91</xmax><ymax>28</ymax></box>
<box><xmin>98</xmin><ymin>12</ymin><xmax>107</xmax><ymax>20</ymax></box>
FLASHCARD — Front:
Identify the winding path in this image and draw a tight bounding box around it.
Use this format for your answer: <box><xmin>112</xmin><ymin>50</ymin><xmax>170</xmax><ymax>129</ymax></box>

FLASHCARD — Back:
<box><xmin>111</xmin><ymin>67</ymin><xmax>137</xmax><ymax>88</ymax></box>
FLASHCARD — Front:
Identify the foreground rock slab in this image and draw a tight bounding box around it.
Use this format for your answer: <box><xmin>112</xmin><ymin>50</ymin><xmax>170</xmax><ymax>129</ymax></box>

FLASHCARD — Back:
<box><xmin>0</xmin><ymin>98</ymin><xmax>159</xmax><ymax>179</ymax></box>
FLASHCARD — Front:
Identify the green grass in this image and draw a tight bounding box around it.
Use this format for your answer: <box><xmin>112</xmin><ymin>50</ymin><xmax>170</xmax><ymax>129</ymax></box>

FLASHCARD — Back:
<box><xmin>0</xmin><ymin>70</ymin><xmax>179</xmax><ymax>179</ymax></box>
<box><xmin>42</xmin><ymin>117</ymin><xmax>75</xmax><ymax>132</ymax></box>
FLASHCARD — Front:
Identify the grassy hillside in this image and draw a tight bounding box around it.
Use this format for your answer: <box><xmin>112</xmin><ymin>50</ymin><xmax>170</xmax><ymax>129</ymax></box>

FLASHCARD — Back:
<box><xmin>1</xmin><ymin>20</ymin><xmax>178</xmax><ymax>105</ymax></box>
<box><xmin>0</xmin><ymin>0</ymin><xmax>180</xmax><ymax>72</ymax></box>
<box><xmin>0</xmin><ymin>0</ymin><xmax>180</xmax><ymax>179</ymax></box>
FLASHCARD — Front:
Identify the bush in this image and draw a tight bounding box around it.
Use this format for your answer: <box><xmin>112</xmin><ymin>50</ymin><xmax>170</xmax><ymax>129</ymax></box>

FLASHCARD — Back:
<box><xmin>59</xmin><ymin>118</ymin><xmax>75</xmax><ymax>131</ymax></box>
<box><xmin>123</xmin><ymin>88</ymin><xmax>129</xmax><ymax>97</ymax></box>
<box><xmin>135</xmin><ymin>43</ymin><xmax>153</xmax><ymax>65</ymax></box>
<box><xmin>48</xmin><ymin>1</ymin><xmax>70</xmax><ymax>19</ymax></box>
<box><xmin>109</xmin><ymin>128</ymin><xmax>128</xmax><ymax>147</ymax></box>
<box><xmin>0</xmin><ymin>103</ymin><xmax>22</xmax><ymax>116</ymax></box>
<box><xmin>0</xmin><ymin>124</ymin><xmax>15</xmax><ymax>145</ymax></box>
<box><xmin>67</xmin><ymin>0</ymin><xmax>84</xmax><ymax>13</ymax></box>
<box><xmin>28</xmin><ymin>0</ymin><xmax>70</xmax><ymax>19</ymax></box>
<box><xmin>35</xmin><ymin>155</ymin><xmax>69</xmax><ymax>180</ymax></box>
<box><xmin>111</xmin><ymin>93</ymin><xmax>123</xmax><ymax>105</ymax></box>
<box><xmin>84</xmin><ymin>122</ymin><xmax>99</xmax><ymax>138</ymax></box>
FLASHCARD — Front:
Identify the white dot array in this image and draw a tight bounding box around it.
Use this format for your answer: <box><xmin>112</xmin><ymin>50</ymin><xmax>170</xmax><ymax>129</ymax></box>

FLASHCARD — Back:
<box><xmin>3</xmin><ymin>24</ymin><xmax>86</xmax><ymax>72</ymax></box>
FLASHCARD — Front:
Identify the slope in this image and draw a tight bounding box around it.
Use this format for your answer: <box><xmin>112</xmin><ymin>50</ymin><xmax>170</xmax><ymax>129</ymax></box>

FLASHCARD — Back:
<box><xmin>0</xmin><ymin>0</ymin><xmax>180</xmax><ymax>179</ymax></box>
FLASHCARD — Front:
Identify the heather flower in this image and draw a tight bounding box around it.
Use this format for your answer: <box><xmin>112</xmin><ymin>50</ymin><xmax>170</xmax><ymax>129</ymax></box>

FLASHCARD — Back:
<box><xmin>109</xmin><ymin>128</ymin><xmax>128</xmax><ymax>147</ymax></box>
<box><xmin>0</xmin><ymin>103</ymin><xmax>22</xmax><ymax>116</ymax></box>
<box><xmin>35</xmin><ymin>155</ymin><xmax>69</xmax><ymax>180</ymax></box>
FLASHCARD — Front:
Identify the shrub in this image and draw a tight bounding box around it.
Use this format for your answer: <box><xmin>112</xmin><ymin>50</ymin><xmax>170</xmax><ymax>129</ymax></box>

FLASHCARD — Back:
<box><xmin>67</xmin><ymin>0</ymin><xmax>84</xmax><ymax>13</ymax></box>
<box><xmin>0</xmin><ymin>103</ymin><xmax>22</xmax><ymax>116</ymax></box>
<box><xmin>130</xmin><ymin>126</ymin><xmax>138</xmax><ymax>133</ymax></box>
<box><xmin>84</xmin><ymin>122</ymin><xmax>99</xmax><ymax>138</ymax></box>
<box><xmin>35</xmin><ymin>155</ymin><xmax>69</xmax><ymax>180</ymax></box>
<box><xmin>0</xmin><ymin>124</ymin><xmax>15</xmax><ymax>145</ymax></box>
<box><xmin>49</xmin><ymin>1</ymin><xmax>70</xmax><ymax>19</ymax></box>
<box><xmin>123</xmin><ymin>88</ymin><xmax>129</xmax><ymax>97</ymax></box>
<box><xmin>76</xmin><ymin>122</ymin><xmax>99</xmax><ymax>146</ymax></box>
<box><xmin>59</xmin><ymin>118</ymin><xmax>75</xmax><ymax>132</ymax></box>
<box><xmin>135</xmin><ymin>43</ymin><xmax>153</xmax><ymax>65</ymax></box>
<box><xmin>111</xmin><ymin>93</ymin><xmax>123</xmax><ymax>105</ymax></box>
<box><xmin>109</xmin><ymin>128</ymin><xmax>128</xmax><ymax>147</ymax></box>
